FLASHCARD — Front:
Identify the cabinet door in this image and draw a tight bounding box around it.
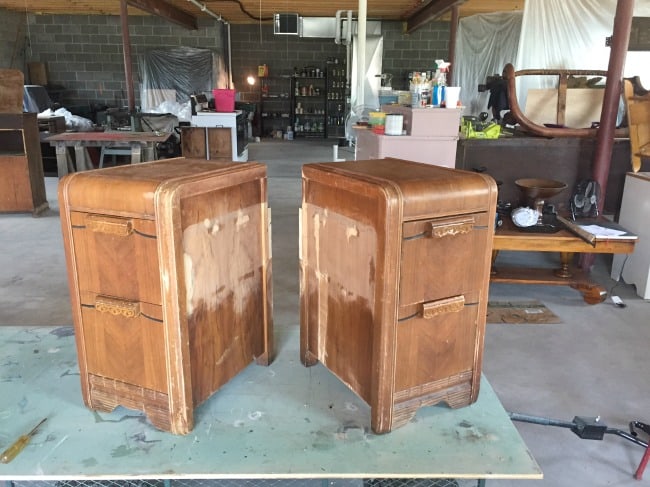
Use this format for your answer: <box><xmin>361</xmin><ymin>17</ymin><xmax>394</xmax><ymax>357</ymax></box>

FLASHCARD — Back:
<box><xmin>181</xmin><ymin>127</ymin><xmax>206</xmax><ymax>158</ymax></box>
<box><xmin>399</xmin><ymin>212</ymin><xmax>490</xmax><ymax>307</ymax></box>
<box><xmin>207</xmin><ymin>127</ymin><xmax>232</xmax><ymax>160</ymax></box>
<box><xmin>0</xmin><ymin>155</ymin><xmax>33</xmax><ymax>211</ymax></box>
<box><xmin>70</xmin><ymin>211</ymin><xmax>161</xmax><ymax>305</ymax></box>
<box><xmin>180</xmin><ymin>127</ymin><xmax>231</xmax><ymax>160</ymax></box>
<box><xmin>80</xmin><ymin>291</ymin><xmax>167</xmax><ymax>393</ymax></box>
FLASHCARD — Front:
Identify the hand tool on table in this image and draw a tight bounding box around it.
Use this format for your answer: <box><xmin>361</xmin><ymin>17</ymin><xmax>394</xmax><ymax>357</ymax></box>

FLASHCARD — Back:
<box><xmin>0</xmin><ymin>417</ymin><xmax>47</xmax><ymax>463</ymax></box>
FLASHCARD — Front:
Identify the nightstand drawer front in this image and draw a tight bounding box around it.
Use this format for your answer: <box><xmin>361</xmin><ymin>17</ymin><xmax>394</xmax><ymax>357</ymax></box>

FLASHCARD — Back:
<box><xmin>394</xmin><ymin>299</ymin><xmax>479</xmax><ymax>393</ymax></box>
<box><xmin>399</xmin><ymin>212</ymin><xmax>490</xmax><ymax>307</ymax></box>
<box><xmin>80</xmin><ymin>293</ymin><xmax>167</xmax><ymax>393</ymax></box>
<box><xmin>70</xmin><ymin>211</ymin><xmax>161</xmax><ymax>305</ymax></box>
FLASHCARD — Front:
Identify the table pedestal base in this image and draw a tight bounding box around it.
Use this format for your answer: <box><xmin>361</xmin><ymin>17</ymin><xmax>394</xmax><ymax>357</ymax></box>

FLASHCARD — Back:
<box><xmin>491</xmin><ymin>264</ymin><xmax>607</xmax><ymax>304</ymax></box>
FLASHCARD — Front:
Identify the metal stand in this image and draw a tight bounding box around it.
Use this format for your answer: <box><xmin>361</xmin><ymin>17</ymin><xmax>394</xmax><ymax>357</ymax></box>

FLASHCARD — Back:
<box><xmin>509</xmin><ymin>412</ymin><xmax>650</xmax><ymax>479</ymax></box>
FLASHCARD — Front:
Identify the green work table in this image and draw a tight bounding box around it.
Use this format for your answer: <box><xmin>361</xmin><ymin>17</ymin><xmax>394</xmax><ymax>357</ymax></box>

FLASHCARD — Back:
<box><xmin>0</xmin><ymin>326</ymin><xmax>541</xmax><ymax>482</ymax></box>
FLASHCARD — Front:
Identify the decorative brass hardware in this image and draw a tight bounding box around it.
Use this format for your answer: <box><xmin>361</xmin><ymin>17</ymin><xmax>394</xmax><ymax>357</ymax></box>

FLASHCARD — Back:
<box><xmin>85</xmin><ymin>215</ymin><xmax>133</xmax><ymax>236</ymax></box>
<box><xmin>421</xmin><ymin>295</ymin><xmax>465</xmax><ymax>319</ymax></box>
<box><xmin>428</xmin><ymin>218</ymin><xmax>474</xmax><ymax>238</ymax></box>
<box><xmin>95</xmin><ymin>296</ymin><xmax>140</xmax><ymax>318</ymax></box>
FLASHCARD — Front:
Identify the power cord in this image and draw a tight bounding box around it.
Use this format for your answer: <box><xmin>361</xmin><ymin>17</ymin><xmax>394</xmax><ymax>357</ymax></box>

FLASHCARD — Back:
<box><xmin>609</xmin><ymin>254</ymin><xmax>629</xmax><ymax>308</ymax></box>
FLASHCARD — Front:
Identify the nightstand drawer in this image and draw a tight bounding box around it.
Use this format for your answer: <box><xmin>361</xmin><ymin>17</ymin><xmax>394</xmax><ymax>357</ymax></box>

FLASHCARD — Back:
<box><xmin>399</xmin><ymin>212</ymin><xmax>490</xmax><ymax>307</ymax></box>
<box><xmin>395</xmin><ymin>294</ymin><xmax>479</xmax><ymax>393</ymax></box>
<box><xmin>80</xmin><ymin>292</ymin><xmax>167</xmax><ymax>393</ymax></box>
<box><xmin>70</xmin><ymin>211</ymin><xmax>161</xmax><ymax>305</ymax></box>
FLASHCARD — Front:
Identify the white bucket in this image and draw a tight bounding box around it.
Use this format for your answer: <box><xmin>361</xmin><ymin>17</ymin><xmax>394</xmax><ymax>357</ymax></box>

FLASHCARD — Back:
<box><xmin>444</xmin><ymin>86</ymin><xmax>461</xmax><ymax>109</ymax></box>
<box><xmin>385</xmin><ymin>114</ymin><xmax>404</xmax><ymax>136</ymax></box>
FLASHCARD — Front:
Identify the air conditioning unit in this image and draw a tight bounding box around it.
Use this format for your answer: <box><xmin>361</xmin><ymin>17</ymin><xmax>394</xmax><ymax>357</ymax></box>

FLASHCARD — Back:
<box><xmin>274</xmin><ymin>13</ymin><xmax>299</xmax><ymax>35</ymax></box>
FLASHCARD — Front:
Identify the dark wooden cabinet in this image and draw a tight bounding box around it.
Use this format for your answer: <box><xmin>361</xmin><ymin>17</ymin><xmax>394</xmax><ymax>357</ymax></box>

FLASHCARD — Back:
<box><xmin>455</xmin><ymin>136</ymin><xmax>643</xmax><ymax>215</ymax></box>
<box><xmin>0</xmin><ymin>113</ymin><xmax>49</xmax><ymax>215</ymax></box>
<box><xmin>300</xmin><ymin>158</ymin><xmax>497</xmax><ymax>433</ymax></box>
<box><xmin>59</xmin><ymin>158</ymin><xmax>273</xmax><ymax>434</ymax></box>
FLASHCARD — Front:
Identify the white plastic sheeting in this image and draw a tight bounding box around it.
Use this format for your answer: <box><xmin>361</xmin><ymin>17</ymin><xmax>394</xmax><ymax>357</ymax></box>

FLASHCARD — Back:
<box><xmin>516</xmin><ymin>0</ymin><xmax>617</xmax><ymax>112</ymax></box>
<box><xmin>457</xmin><ymin>0</ymin><xmax>650</xmax><ymax>117</ymax></box>
<box><xmin>456</xmin><ymin>12</ymin><xmax>522</xmax><ymax>117</ymax></box>
<box><xmin>38</xmin><ymin>107</ymin><xmax>94</xmax><ymax>131</ymax></box>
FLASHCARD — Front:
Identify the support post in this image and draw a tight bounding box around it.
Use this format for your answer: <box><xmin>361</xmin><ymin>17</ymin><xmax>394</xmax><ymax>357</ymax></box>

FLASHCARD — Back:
<box><xmin>592</xmin><ymin>0</ymin><xmax>635</xmax><ymax>212</ymax></box>
<box><xmin>120</xmin><ymin>0</ymin><xmax>136</xmax><ymax>113</ymax></box>
<box><xmin>448</xmin><ymin>5</ymin><xmax>460</xmax><ymax>85</ymax></box>
<box><xmin>581</xmin><ymin>0</ymin><xmax>634</xmax><ymax>271</ymax></box>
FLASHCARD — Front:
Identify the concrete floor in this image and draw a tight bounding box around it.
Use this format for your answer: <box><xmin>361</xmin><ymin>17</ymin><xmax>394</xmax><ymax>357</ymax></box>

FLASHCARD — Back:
<box><xmin>1</xmin><ymin>138</ymin><xmax>649</xmax><ymax>486</ymax></box>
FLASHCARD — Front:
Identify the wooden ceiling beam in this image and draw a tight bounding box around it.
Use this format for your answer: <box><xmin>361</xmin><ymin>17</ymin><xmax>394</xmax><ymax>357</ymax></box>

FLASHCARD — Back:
<box><xmin>406</xmin><ymin>0</ymin><xmax>468</xmax><ymax>33</ymax></box>
<box><xmin>127</xmin><ymin>0</ymin><xmax>198</xmax><ymax>29</ymax></box>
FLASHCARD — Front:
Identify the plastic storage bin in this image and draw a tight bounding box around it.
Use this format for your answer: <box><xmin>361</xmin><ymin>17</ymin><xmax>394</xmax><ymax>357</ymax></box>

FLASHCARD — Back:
<box><xmin>213</xmin><ymin>89</ymin><xmax>236</xmax><ymax>112</ymax></box>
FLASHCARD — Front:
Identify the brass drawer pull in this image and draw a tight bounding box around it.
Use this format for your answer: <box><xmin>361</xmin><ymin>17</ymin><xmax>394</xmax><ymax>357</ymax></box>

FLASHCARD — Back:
<box><xmin>95</xmin><ymin>296</ymin><xmax>141</xmax><ymax>318</ymax></box>
<box><xmin>421</xmin><ymin>295</ymin><xmax>465</xmax><ymax>319</ymax></box>
<box><xmin>429</xmin><ymin>219</ymin><xmax>474</xmax><ymax>238</ymax></box>
<box><xmin>85</xmin><ymin>215</ymin><xmax>133</xmax><ymax>236</ymax></box>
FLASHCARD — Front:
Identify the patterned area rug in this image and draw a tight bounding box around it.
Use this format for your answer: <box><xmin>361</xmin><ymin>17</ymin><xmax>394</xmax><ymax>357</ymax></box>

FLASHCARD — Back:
<box><xmin>487</xmin><ymin>300</ymin><xmax>562</xmax><ymax>324</ymax></box>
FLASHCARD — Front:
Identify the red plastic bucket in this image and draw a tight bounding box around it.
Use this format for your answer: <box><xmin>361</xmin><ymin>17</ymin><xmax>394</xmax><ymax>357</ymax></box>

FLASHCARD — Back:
<box><xmin>213</xmin><ymin>89</ymin><xmax>235</xmax><ymax>112</ymax></box>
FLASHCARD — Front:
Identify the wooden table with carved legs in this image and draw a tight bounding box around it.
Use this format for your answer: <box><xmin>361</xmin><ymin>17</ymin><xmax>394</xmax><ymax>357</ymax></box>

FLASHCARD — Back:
<box><xmin>492</xmin><ymin>219</ymin><xmax>636</xmax><ymax>304</ymax></box>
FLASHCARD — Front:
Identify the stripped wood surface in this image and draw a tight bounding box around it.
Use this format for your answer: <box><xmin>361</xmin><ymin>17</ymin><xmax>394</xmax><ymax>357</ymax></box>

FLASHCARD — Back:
<box><xmin>300</xmin><ymin>158</ymin><xmax>497</xmax><ymax>434</ymax></box>
<box><xmin>0</xmin><ymin>69</ymin><xmax>23</xmax><ymax>113</ymax></box>
<box><xmin>59</xmin><ymin>157</ymin><xmax>273</xmax><ymax>434</ymax></box>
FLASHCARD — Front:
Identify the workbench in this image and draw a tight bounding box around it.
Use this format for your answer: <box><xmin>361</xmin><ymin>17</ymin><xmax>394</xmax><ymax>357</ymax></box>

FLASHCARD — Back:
<box><xmin>0</xmin><ymin>325</ymin><xmax>541</xmax><ymax>483</ymax></box>
<box><xmin>492</xmin><ymin>218</ymin><xmax>636</xmax><ymax>303</ymax></box>
<box><xmin>45</xmin><ymin>131</ymin><xmax>172</xmax><ymax>178</ymax></box>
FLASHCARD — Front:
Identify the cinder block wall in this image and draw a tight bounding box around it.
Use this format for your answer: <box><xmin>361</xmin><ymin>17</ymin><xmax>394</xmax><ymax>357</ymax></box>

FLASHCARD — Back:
<box><xmin>230</xmin><ymin>24</ymin><xmax>348</xmax><ymax>103</ymax></box>
<box><xmin>381</xmin><ymin>20</ymin><xmax>450</xmax><ymax>90</ymax></box>
<box><xmin>231</xmin><ymin>20</ymin><xmax>450</xmax><ymax>102</ymax></box>
<box><xmin>9</xmin><ymin>10</ymin><xmax>449</xmax><ymax>117</ymax></box>
<box><xmin>0</xmin><ymin>9</ymin><xmax>27</xmax><ymax>71</ymax></box>
<box><xmin>25</xmin><ymin>13</ymin><xmax>227</xmax><ymax>114</ymax></box>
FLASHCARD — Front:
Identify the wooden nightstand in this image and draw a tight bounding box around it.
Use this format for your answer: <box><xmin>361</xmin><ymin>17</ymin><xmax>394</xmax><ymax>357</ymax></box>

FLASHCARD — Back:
<box><xmin>300</xmin><ymin>158</ymin><xmax>497</xmax><ymax>433</ymax></box>
<box><xmin>59</xmin><ymin>157</ymin><xmax>273</xmax><ymax>434</ymax></box>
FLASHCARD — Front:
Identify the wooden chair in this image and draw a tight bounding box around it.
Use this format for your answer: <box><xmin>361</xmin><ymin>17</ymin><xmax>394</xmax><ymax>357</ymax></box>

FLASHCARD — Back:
<box><xmin>503</xmin><ymin>63</ymin><xmax>628</xmax><ymax>138</ymax></box>
<box><xmin>623</xmin><ymin>78</ymin><xmax>650</xmax><ymax>172</ymax></box>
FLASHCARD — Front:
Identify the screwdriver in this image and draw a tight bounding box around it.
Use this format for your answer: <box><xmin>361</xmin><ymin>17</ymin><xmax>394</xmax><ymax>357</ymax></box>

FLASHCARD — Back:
<box><xmin>0</xmin><ymin>417</ymin><xmax>47</xmax><ymax>463</ymax></box>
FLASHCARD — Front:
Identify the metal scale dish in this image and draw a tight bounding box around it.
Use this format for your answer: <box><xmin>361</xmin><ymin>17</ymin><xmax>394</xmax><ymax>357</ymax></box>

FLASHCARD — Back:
<box><xmin>514</xmin><ymin>178</ymin><xmax>568</xmax><ymax>233</ymax></box>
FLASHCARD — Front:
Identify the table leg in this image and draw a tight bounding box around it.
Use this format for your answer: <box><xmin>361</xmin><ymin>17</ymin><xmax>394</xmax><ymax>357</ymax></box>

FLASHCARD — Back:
<box><xmin>554</xmin><ymin>252</ymin><xmax>574</xmax><ymax>278</ymax></box>
<box><xmin>570</xmin><ymin>282</ymin><xmax>607</xmax><ymax>304</ymax></box>
<box><xmin>142</xmin><ymin>143</ymin><xmax>155</xmax><ymax>162</ymax></box>
<box><xmin>491</xmin><ymin>249</ymin><xmax>499</xmax><ymax>276</ymax></box>
<box><xmin>73</xmin><ymin>145</ymin><xmax>94</xmax><ymax>171</ymax></box>
<box><xmin>55</xmin><ymin>145</ymin><xmax>69</xmax><ymax>178</ymax></box>
<box><xmin>131</xmin><ymin>145</ymin><xmax>142</xmax><ymax>164</ymax></box>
